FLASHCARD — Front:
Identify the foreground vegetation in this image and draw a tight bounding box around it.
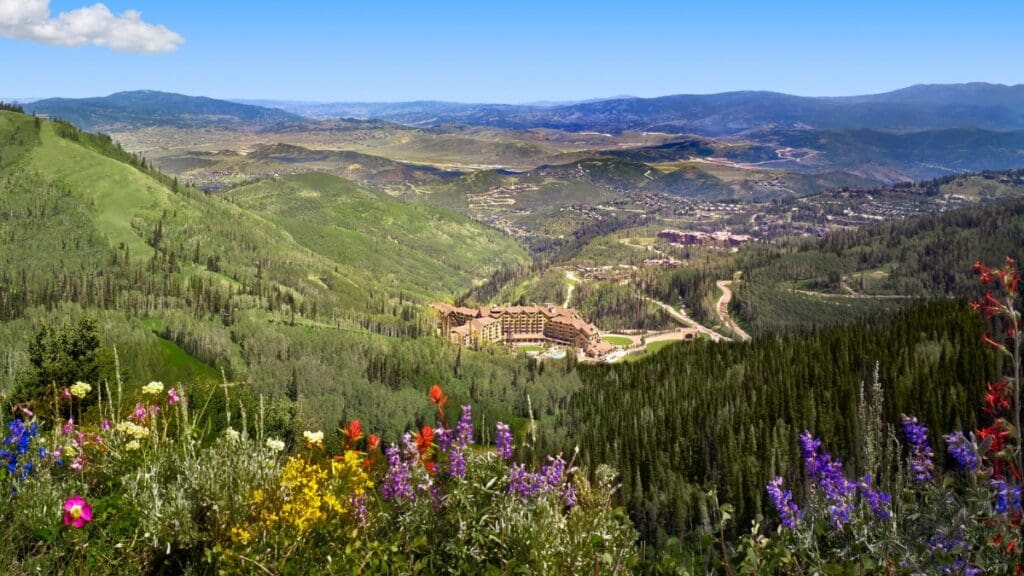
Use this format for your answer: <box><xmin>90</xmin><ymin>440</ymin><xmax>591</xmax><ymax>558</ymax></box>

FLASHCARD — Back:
<box><xmin>1</xmin><ymin>380</ymin><xmax>636</xmax><ymax>574</ymax></box>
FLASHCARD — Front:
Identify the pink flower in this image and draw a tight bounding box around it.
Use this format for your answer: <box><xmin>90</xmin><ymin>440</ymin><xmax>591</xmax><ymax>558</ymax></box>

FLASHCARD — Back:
<box><xmin>61</xmin><ymin>419</ymin><xmax>75</xmax><ymax>436</ymax></box>
<box><xmin>130</xmin><ymin>403</ymin><xmax>148</xmax><ymax>422</ymax></box>
<box><xmin>167</xmin><ymin>388</ymin><xmax>180</xmax><ymax>406</ymax></box>
<box><xmin>100</xmin><ymin>420</ymin><xmax>112</xmax><ymax>431</ymax></box>
<box><xmin>70</xmin><ymin>455</ymin><xmax>85</xmax><ymax>471</ymax></box>
<box><xmin>63</xmin><ymin>496</ymin><xmax>93</xmax><ymax>528</ymax></box>
<box><xmin>60</xmin><ymin>387</ymin><xmax>72</xmax><ymax>401</ymax></box>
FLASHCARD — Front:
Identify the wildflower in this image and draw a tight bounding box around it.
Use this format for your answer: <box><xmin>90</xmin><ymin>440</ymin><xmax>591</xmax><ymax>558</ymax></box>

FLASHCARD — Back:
<box><xmin>367</xmin><ymin>434</ymin><xmax>380</xmax><ymax>453</ymax></box>
<box><xmin>799</xmin><ymin>431</ymin><xmax>856</xmax><ymax>528</ymax></box>
<box><xmin>992</xmin><ymin>479</ymin><xmax>1022</xmax><ymax>514</ymax></box>
<box><xmin>142</xmin><ymin>381</ymin><xmax>164</xmax><ymax>395</ymax></box>
<box><xmin>429</xmin><ymin>384</ymin><xmax>446</xmax><ymax>405</ymax></box>
<box><xmin>858</xmin><ymin>474</ymin><xmax>892</xmax><ymax>521</ymax></box>
<box><xmin>61</xmin><ymin>419</ymin><xmax>75</xmax><ymax>436</ymax></box>
<box><xmin>901</xmin><ymin>415</ymin><xmax>934</xmax><ymax>482</ymax></box>
<box><xmin>944</xmin><ymin>431</ymin><xmax>979</xmax><ymax>472</ymax></box>
<box><xmin>69</xmin><ymin>381</ymin><xmax>92</xmax><ymax>398</ymax></box>
<box><xmin>167</xmin><ymin>388</ymin><xmax>180</xmax><ymax>405</ymax></box>
<box><xmin>981</xmin><ymin>332</ymin><xmax>1008</xmax><ymax>353</ymax></box>
<box><xmin>225</xmin><ymin>427</ymin><xmax>240</xmax><ymax>442</ymax></box>
<box><xmin>381</xmin><ymin>443</ymin><xmax>414</xmax><ymax>501</ymax></box>
<box><xmin>265</xmin><ymin>438</ymin><xmax>285</xmax><ymax>452</ymax></box>
<box><xmin>448</xmin><ymin>446</ymin><xmax>466</xmax><ymax>478</ymax></box>
<box><xmin>415</xmin><ymin>425</ymin><xmax>434</xmax><ymax>456</ymax></box>
<box><xmin>766</xmin><ymin>476</ymin><xmax>801</xmax><ymax>529</ymax></box>
<box><xmin>342</xmin><ymin>419</ymin><xmax>362</xmax><ymax>446</ymax></box>
<box><xmin>2</xmin><ymin>419</ymin><xmax>41</xmax><ymax>481</ymax></box>
<box><xmin>495</xmin><ymin>422</ymin><xmax>514</xmax><ymax>460</ymax></box>
<box><xmin>984</xmin><ymin>380</ymin><xmax>1011</xmax><ymax>415</ymax></box>
<box><xmin>455</xmin><ymin>405</ymin><xmax>474</xmax><ymax>447</ymax></box>
<box><xmin>303</xmin><ymin>430</ymin><xmax>324</xmax><ymax>445</ymax></box>
<box><xmin>62</xmin><ymin>496</ymin><xmax>93</xmax><ymax>528</ymax></box>
<box><xmin>508</xmin><ymin>462</ymin><xmax>544</xmax><ymax>499</ymax></box>
<box><xmin>60</xmin><ymin>387</ymin><xmax>72</xmax><ymax>401</ymax></box>
<box><xmin>125</xmin><ymin>440</ymin><xmax>140</xmax><ymax>451</ymax></box>
<box><xmin>100</xmin><ymin>420</ymin><xmax>112</xmax><ymax>431</ymax></box>
<box><xmin>115</xmin><ymin>421</ymin><xmax>149</xmax><ymax>439</ymax></box>
<box><xmin>350</xmin><ymin>494</ymin><xmax>368</xmax><ymax>525</ymax></box>
<box><xmin>429</xmin><ymin>384</ymin><xmax>448</xmax><ymax>419</ymax></box>
<box><xmin>130</xmin><ymin>402</ymin><xmax>149</xmax><ymax>423</ymax></box>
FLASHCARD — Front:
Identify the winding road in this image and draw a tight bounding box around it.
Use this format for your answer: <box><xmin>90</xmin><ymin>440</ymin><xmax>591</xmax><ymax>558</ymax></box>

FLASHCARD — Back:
<box><xmin>642</xmin><ymin>296</ymin><xmax>730</xmax><ymax>342</ymax></box>
<box><xmin>715</xmin><ymin>280</ymin><xmax>752</xmax><ymax>342</ymax></box>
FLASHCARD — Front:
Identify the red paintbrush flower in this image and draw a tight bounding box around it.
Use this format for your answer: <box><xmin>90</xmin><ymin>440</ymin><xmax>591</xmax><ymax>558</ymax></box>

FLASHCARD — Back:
<box><xmin>416</xmin><ymin>425</ymin><xmax>434</xmax><ymax>455</ymax></box>
<box><xmin>367</xmin><ymin>433</ymin><xmax>380</xmax><ymax>453</ymax></box>
<box><xmin>429</xmin><ymin>385</ymin><xmax>446</xmax><ymax>405</ymax></box>
<box><xmin>343</xmin><ymin>419</ymin><xmax>363</xmax><ymax>445</ymax></box>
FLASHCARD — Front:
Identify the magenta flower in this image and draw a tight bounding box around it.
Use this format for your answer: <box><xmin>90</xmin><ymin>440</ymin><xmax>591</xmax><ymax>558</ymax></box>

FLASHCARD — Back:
<box><xmin>61</xmin><ymin>419</ymin><xmax>75</xmax><ymax>436</ymax></box>
<box><xmin>167</xmin><ymin>388</ymin><xmax>181</xmax><ymax>406</ymax></box>
<box><xmin>130</xmin><ymin>403</ymin><xmax>148</xmax><ymax>422</ymax></box>
<box><xmin>63</xmin><ymin>495</ymin><xmax>93</xmax><ymax>528</ymax></box>
<box><xmin>100</xmin><ymin>419</ymin><xmax>112</xmax><ymax>431</ymax></box>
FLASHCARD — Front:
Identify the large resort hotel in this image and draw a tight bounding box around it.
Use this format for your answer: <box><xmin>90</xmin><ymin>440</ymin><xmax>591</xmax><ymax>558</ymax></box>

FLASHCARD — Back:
<box><xmin>433</xmin><ymin>303</ymin><xmax>616</xmax><ymax>358</ymax></box>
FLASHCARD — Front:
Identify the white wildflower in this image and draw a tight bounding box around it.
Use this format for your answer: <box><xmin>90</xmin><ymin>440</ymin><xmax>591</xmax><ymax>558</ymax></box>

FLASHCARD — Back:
<box><xmin>265</xmin><ymin>438</ymin><xmax>285</xmax><ymax>452</ymax></box>
<box><xmin>142</xmin><ymin>381</ymin><xmax>165</xmax><ymax>395</ymax></box>
<box><xmin>116</xmin><ymin>421</ymin><xmax>150</xmax><ymax>439</ymax></box>
<box><xmin>69</xmin><ymin>381</ymin><xmax>92</xmax><ymax>398</ymax></box>
<box><xmin>303</xmin><ymin>430</ymin><xmax>324</xmax><ymax>445</ymax></box>
<box><xmin>225</xmin><ymin>427</ymin><xmax>240</xmax><ymax>442</ymax></box>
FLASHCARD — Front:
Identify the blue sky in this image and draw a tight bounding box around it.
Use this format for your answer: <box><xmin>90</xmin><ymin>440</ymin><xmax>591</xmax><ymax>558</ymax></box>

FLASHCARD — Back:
<box><xmin>3</xmin><ymin>0</ymin><xmax>1023</xmax><ymax>102</ymax></box>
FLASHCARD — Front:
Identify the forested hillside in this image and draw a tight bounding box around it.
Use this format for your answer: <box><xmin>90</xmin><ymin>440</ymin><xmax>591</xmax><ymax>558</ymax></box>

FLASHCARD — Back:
<box><xmin>0</xmin><ymin>110</ymin><xmax>539</xmax><ymax>439</ymax></box>
<box><xmin>733</xmin><ymin>196</ymin><xmax>1024</xmax><ymax>336</ymax></box>
<box><xmin>559</xmin><ymin>300</ymin><xmax>994</xmax><ymax>546</ymax></box>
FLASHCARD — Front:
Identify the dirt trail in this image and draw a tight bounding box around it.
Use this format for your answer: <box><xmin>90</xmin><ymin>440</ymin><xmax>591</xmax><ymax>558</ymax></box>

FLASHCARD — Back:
<box><xmin>563</xmin><ymin>270</ymin><xmax>579</xmax><ymax>308</ymax></box>
<box><xmin>715</xmin><ymin>280</ymin><xmax>752</xmax><ymax>342</ymax></box>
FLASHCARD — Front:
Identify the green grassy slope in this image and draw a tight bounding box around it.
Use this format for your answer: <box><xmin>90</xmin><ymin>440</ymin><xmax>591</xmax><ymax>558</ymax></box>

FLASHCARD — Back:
<box><xmin>225</xmin><ymin>173</ymin><xmax>528</xmax><ymax>298</ymax></box>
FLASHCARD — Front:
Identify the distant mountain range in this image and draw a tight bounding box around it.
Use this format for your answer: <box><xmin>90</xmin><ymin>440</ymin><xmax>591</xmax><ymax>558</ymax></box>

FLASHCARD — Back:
<box><xmin>251</xmin><ymin>83</ymin><xmax>1024</xmax><ymax>135</ymax></box>
<box><xmin>24</xmin><ymin>84</ymin><xmax>1024</xmax><ymax>136</ymax></box>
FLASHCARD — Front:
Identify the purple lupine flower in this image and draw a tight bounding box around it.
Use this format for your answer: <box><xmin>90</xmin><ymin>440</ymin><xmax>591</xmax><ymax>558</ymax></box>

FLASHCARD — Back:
<box><xmin>495</xmin><ymin>422</ymin><xmax>514</xmax><ymax>460</ymax></box>
<box><xmin>799</xmin><ymin>431</ymin><xmax>856</xmax><ymax>528</ymax></box>
<box><xmin>929</xmin><ymin>529</ymin><xmax>968</xmax><ymax>553</ymax></box>
<box><xmin>944</xmin><ymin>431</ymin><xmax>979</xmax><ymax>472</ymax></box>
<box><xmin>455</xmin><ymin>405</ymin><xmax>473</xmax><ymax>447</ymax></box>
<box><xmin>350</xmin><ymin>494</ymin><xmax>368</xmax><ymax>525</ymax></box>
<box><xmin>508</xmin><ymin>462</ymin><xmax>544</xmax><ymax>499</ymax></box>
<box><xmin>448</xmin><ymin>446</ymin><xmax>466</xmax><ymax>478</ymax></box>
<box><xmin>943</xmin><ymin>561</ymin><xmax>982</xmax><ymax>576</ymax></box>
<box><xmin>435</xmin><ymin>425</ymin><xmax>454</xmax><ymax>452</ymax></box>
<box><xmin>381</xmin><ymin>443</ymin><xmax>414</xmax><ymax>502</ymax></box>
<box><xmin>766</xmin><ymin>476</ymin><xmax>801</xmax><ymax>529</ymax></box>
<box><xmin>902</xmin><ymin>415</ymin><xmax>934</xmax><ymax>482</ymax></box>
<box><xmin>858</xmin><ymin>474</ymin><xmax>892</xmax><ymax>521</ymax></box>
<box><xmin>992</xmin><ymin>479</ymin><xmax>1021</xmax><ymax>515</ymax></box>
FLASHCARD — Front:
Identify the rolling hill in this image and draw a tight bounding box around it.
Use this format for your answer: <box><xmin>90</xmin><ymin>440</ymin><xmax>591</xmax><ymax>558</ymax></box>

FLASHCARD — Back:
<box><xmin>25</xmin><ymin>90</ymin><xmax>307</xmax><ymax>131</ymax></box>
<box><xmin>224</xmin><ymin>172</ymin><xmax>528</xmax><ymax>297</ymax></box>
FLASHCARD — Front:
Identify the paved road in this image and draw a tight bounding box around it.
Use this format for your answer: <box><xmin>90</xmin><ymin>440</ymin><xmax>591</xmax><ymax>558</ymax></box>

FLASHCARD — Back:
<box><xmin>643</xmin><ymin>296</ymin><xmax>729</xmax><ymax>342</ymax></box>
<box><xmin>715</xmin><ymin>280</ymin><xmax>752</xmax><ymax>342</ymax></box>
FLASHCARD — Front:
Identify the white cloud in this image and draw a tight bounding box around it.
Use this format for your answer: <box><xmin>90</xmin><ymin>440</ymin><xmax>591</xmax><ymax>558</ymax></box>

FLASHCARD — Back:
<box><xmin>0</xmin><ymin>0</ymin><xmax>183</xmax><ymax>53</ymax></box>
